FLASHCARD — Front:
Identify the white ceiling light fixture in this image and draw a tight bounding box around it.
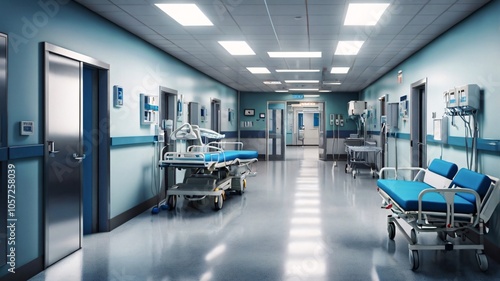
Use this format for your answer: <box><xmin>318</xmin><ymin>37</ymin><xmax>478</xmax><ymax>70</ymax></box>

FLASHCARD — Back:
<box><xmin>304</xmin><ymin>94</ymin><xmax>320</xmax><ymax>97</ymax></box>
<box><xmin>319</xmin><ymin>90</ymin><xmax>332</xmax><ymax>93</ymax></box>
<box><xmin>275</xmin><ymin>90</ymin><xmax>289</xmax><ymax>93</ymax></box>
<box><xmin>218</xmin><ymin>41</ymin><xmax>255</xmax><ymax>56</ymax></box>
<box><xmin>289</xmin><ymin>88</ymin><xmax>319</xmax><ymax>92</ymax></box>
<box><xmin>344</xmin><ymin>3</ymin><xmax>390</xmax><ymax>26</ymax></box>
<box><xmin>330</xmin><ymin>67</ymin><xmax>350</xmax><ymax>74</ymax></box>
<box><xmin>335</xmin><ymin>41</ymin><xmax>365</xmax><ymax>55</ymax></box>
<box><xmin>324</xmin><ymin>81</ymin><xmax>342</xmax><ymax>85</ymax></box>
<box><xmin>268</xmin><ymin>52</ymin><xmax>322</xmax><ymax>58</ymax></box>
<box><xmin>263</xmin><ymin>81</ymin><xmax>282</xmax><ymax>85</ymax></box>
<box><xmin>285</xmin><ymin>80</ymin><xmax>319</xmax><ymax>84</ymax></box>
<box><xmin>246</xmin><ymin>67</ymin><xmax>270</xmax><ymax>74</ymax></box>
<box><xmin>155</xmin><ymin>4</ymin><xmax>213</xmax><ymax>26</ymax></box>
<box><xmin>275</xmin><ymin>69</ymin><xmax>320</xmax><ymax>73</ymax></box>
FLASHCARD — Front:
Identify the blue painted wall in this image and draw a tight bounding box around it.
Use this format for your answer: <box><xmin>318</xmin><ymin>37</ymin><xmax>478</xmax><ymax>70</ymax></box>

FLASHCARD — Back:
<box><xmin>0</xmin><ymin>0</ymin><xmax>237</xmax><ymax>277</ymax></box>
<box><xmin>360</xmin><ymin>1</ymin><xmax>500</xmax><ymax>245</ymax></box>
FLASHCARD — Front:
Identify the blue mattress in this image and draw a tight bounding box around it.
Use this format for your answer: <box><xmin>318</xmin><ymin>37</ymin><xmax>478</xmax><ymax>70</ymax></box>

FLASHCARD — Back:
<box><xmin>204</xmin><ymin>150</ymin><xmax>258</xmax><ymax>162</ymax></box>
<box><xmin>377</xmin><ymin>179</ymin><xmax>475</xmax><ymax>213</ymax></box>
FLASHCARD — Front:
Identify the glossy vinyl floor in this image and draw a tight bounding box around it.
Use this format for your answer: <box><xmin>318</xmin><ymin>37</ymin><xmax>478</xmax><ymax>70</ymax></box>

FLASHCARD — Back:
<box><xmin>31</xmin><ymin>147</ymin><xmax>500</xmax><ymax>281</ymax></box>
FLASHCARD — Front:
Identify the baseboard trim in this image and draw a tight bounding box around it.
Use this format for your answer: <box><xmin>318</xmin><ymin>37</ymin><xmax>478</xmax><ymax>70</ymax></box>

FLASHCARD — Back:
<box><xmin>0</xmin><ymin>256</ymin><xmax>43</xmax><ymax>281</ymax></box>
<box><xmin>109</xmin><ymin>196</ymin><xmax>157</xmax><ymax>231</ymax></box>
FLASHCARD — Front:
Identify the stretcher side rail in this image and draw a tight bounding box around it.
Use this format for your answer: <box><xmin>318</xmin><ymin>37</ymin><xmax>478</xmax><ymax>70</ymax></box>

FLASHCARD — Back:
<box><xmin>377</xmin><ymin>160</ymin><xmax>498</xmax><ymax>271</ymax></box>
<box><xmin>379</xmin><ymin>166</ymin><xmax>426</xmax><ymax>181</ymax></box>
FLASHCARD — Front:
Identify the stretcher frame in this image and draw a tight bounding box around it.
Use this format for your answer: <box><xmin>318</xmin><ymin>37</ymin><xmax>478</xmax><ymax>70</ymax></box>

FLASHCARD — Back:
<box><xmin>159</xmin><ymin>143</ymin><xmax>257</xmax><ymax>211</ymax></box>
<box><xmin>345</xmin><ymin>145</ymin><xmax>381</xmax><ymax>178</ymax></box>
<box><xmin>378</xmin><ymin>166</ymin><xmax>500</xmax><ymax>271</ymax></box>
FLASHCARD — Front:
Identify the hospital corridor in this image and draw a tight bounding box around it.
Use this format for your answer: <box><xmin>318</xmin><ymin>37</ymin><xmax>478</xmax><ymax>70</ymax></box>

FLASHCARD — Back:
<box><xmin>27</xmin><ymin>147</ymin><xmax>500</xmax><ymax>281</ymax></box>
<box><xmin>2</xmin><ymin>0</ymin><xmax>500</xmax><ymax>280</ymax></box>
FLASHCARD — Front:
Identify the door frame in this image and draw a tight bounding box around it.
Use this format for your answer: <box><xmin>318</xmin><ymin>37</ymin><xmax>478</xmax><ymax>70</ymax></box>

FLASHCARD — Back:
<box><xmin>410</xmin><ymin>78</ymin><xmax>427</xmax><ymax>168</ymax></box>
<box><xmin>159</xmin><ymin>86</ymin><xmax>177</xmax><ymax>199</ymax></box>
<box><xmin>43</xmin><ymin>43</ymin><xmax>110</xmax><ymax>266</ymax></box>
<box><xmin>266</xmin><ymin>101</ymin><xmax>286</xmax><ymax>161</ymax></box>
<box><xmin>211</xmin><ymin>98</ymin><xmax>221</xmax><ymax>133</ymax></box>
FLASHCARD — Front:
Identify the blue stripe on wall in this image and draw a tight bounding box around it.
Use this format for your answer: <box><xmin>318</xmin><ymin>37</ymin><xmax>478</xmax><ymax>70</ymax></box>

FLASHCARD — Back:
<box><xmin>221</xmin><ymin>131</ymin><xmax>237</xmax><ymax>138</ymax></box>
<box><xmin>9</xmin><ymin>145</ymin><xmax>44</xmax><ymax>159</ymax></box>
<box><xmin>240</xmin><ymin>130</ymin><xmax>266</xmax><ymax>138</ymax></box>
<box><xmin>110</xmin><ymin>136</ymin><xmax>156</xmax><ymax>146</ymax></box>
<box><xmin>0</xmin><ymin>147</ymin><xmax>7</xmax><ymax>161</ymax></box>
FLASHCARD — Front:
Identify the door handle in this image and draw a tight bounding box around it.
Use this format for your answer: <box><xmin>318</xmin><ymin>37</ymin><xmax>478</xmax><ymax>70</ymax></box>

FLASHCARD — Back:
<box><xmin>72</xmin><ymin>153</ymin><xmax>86</xmax><ymax>163</ymax></box>
<box><xmin>47</xmin><ymin>141</ymin><xmax>60</xmax><ymax>157</ymax></box>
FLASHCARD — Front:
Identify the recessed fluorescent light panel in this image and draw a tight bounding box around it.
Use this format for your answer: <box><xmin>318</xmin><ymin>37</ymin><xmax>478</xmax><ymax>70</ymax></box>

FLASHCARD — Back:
<box><xmin>331</xmin><ymin>67</ymin><xmax>350</xmax><ymax>74</ymax></box>
<box><xmin>155</xmin><ymin>4</ymin><xmax>213</xmax><ymax>26</ymax></box>
<box><xmin>246</xmin><ymin>67</ymin><xmax>270</xmax><ymax>74</ymax></box>
<box><xmin>263</xmin><ymin>81</ymin><xmax>282</xmax><ymax>85</ymax></box>
<box><xmin>275</xmin><ymin>69</ymin><xmax>320</xmax><ymax>73</ymax></box>
<box><xmin>335</xmin><ymin>41</ymin><xmax>364</xmax><ymax>55</ymax></box>
<box><xmin>268</xmin><ymin>52</ymin><xmax>322</xmax><ymax>58</ymax></box>
<box><xmin>344</xmin><ymin>3</ymin><xmax>390</xmax><ymax>26</ymax></box>
<box><xmin>289</xmin><ymin>88</ymin><xmax>319</xmax><ymax>92</ymax></box>
<box><xmin>218</xmin><ymin>41</ymin><xmax>255</xmax><ymax>55</ymax></box>
<box><xmin>324</xmin><ymin>81</ymin><xmax>342</xmax><ymax>85</ymax></box>
<box><xmin>275</xmin><ymin>90</ymin><xmax>289</xmax><ymax>93</ymax></box>
<box><xmin>285</xmin><ymin>80</ymin><xmax>319</xmax><ymax>84</ymax></box>
<box><xmin>319</xmin><ymin>90</ymin><xmax>332</xmax><ymax>93</ymax></box>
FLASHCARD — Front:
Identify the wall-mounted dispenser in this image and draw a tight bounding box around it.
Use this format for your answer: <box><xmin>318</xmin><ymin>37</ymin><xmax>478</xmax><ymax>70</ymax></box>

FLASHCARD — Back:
<box><xmin>200</xmin><ymin>106</ymin><xmax>207</xmax><ymax>123</ymax></box>
<box><xmin>113</xmin><ymin>85</ymin><xmax>124</xmax><ymax>107</ymax></box>
<box><xmin>140</xmin><ymin>93</ymin><xmax>158</xmax><ymax>125</ymax></box>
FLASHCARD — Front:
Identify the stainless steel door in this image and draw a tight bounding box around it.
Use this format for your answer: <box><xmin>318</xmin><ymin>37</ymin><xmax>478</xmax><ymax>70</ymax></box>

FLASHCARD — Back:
<box><xmin>318</xmin><ymin>103</ymin><xmax>327</xmax><ymax>160</ymax></box>
<box><xmin>266</xmin><ymin>102</ymin><xmax>285</xmax><ymax>160</ymax></box>
<box><xmin>45</xmin><ymin>52</ymin><xmax>83</xmax><ymax>267</ymax></box>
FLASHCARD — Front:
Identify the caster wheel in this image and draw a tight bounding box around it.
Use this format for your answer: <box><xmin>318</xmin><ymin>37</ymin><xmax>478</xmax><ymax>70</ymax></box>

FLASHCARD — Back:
<box><xmin>167</xmin><ymin>195</ymin><xmax>177</xmax><ymax>211</ymax></box>
<box><xmin>160</xmin><ymin>204</ymin><xmax>169</xmax><ymax>210</ymax></box>
<box><xmin>476</xmin><ymin>252</ymin><xmax>488</xmax><ymax>272</ymax></box>
<box><xmin>151</xmin><ymin>207</ymin><xmax>159</xmax><ymax>214</ymax></box>
<box><xmin>411</xmin><ymin>229</ymin><xmax>418</xmax><ymax>244</ymax></box>
<box><xmin>214</xmin><ymin>195</ymin><xmax>223</xmax><ymax>210</ymax></box>
<box><xmin>409</xmin><ymin>250</ymin><xmax>419</xmax><ymax>271</ymax></box>
<box><xmin>388</xmin><ymin>222</ymin><xmax>396</xmax><ymax>240</ymax></box>
<box><xmin>345</xmin><ymin>164</ymin><xmax>348</xmax><ymax>173</ymax></box>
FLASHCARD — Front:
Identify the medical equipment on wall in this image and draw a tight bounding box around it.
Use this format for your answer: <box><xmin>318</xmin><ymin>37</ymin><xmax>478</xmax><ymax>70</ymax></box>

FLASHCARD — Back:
<box><xmin>200</xmin><ymin>106</ymin><xmax>207</xmax><ymax>123</ymax></box>
<box><xmin>348</xmin><ymin>100</ymin><xmax>366</xmax><ymax>116</ymax></box>
<box><xmin>399</xmin><ymin>95</ymin><xmax>408</xmax><ymax>119</ymax></box>
<box><xmin>332</xmin><ymin>114</ymin><xmax>343</xmax><ymax>167</ymax></box>
<box><xmin>158</xmin><ymin>123</ymin><xmax>257</xmax><ymax>211</ymax></box>
<box><xmin>177</xmin><ymin>95</ymin><xmax>183</xmax><ymax>120</ymax></box>
<box><xmin>151</xmin><ymin>119</ymin><xmax>172</xmax><ymax>214</ymax></box>
<box><xmin>444</xmin><ymin>84</ymin><xmax>480</xmax><ymax>171</ymax></box>
<box><xmin>113</xmin><ymin>85</ymin><xmax>124</xmax><ymax>107</ymax></box>
<box><xmin>140</xmin><ymin>94</ymin><xmax>158</xmax><ymax>125</ymax></box>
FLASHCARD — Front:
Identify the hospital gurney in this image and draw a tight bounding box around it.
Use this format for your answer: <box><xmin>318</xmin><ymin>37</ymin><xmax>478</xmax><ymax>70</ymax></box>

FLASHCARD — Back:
<box><xmin>377</xmin><ymin>158</ymin><xmax>500</xmax><ymax>271</ymax></box>
<box><xmin>345</xmin><ymin>143</ymin><xmax>381</xmax><ymax>178</ymax></box>
<box><xmin>159</xmin><ymin>123</ymin><xmax>257</xmax><ymax>211</ymax></box>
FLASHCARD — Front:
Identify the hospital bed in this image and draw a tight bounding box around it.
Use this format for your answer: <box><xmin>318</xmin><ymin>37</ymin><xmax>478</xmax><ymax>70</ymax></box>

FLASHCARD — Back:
<box><xmin>345</xmin><ymin>141</ymin><xmax>381</xmax><ymax>178</ymax></box>
<box><xmin>158</xmin><ymin>123</ymin><xmax>258</xmax><ymax>211</ymax></box>
<box><xmin>377</xmin><ymin>158</ymin><xmax>500</xmax><ymax>271</ymax></box>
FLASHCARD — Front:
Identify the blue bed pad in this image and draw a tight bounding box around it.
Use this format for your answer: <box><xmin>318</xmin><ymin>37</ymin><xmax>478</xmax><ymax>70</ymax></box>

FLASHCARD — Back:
<box><xmin>377</xmin><ymin>180</ymin><xmax>475</xmax><ymax>213</ymax></box>
<box><xmin>204</xmin><ymin>150</ymin><xmax>258</xmax><ymax>162</ymax></box>
<box><xmin>377</xmin><ymin>161</ymin><xmax>489</xmax><ymax>214</ymax></box>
